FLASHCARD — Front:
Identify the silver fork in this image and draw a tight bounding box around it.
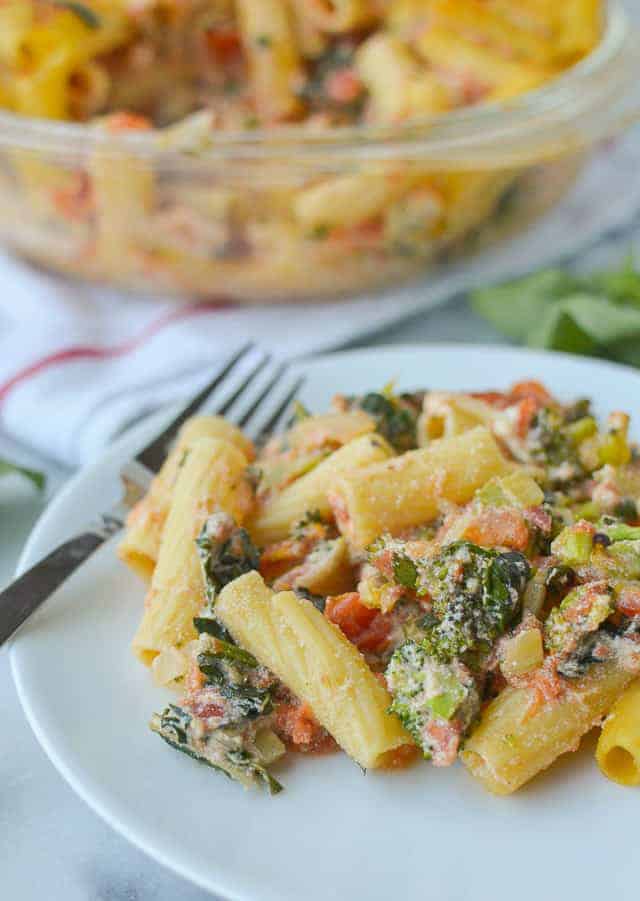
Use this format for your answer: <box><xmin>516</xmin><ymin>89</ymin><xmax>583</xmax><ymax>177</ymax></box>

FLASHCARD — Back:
<box><xmin>0</xmin><ymin>345</ymin><xmax>305</xmax><ymax>646</ymax></box>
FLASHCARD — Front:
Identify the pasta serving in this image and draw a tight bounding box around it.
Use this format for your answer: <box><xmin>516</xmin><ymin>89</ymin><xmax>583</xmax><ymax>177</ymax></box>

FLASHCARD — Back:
<box><xmin>121</xmin><ymin>380</ymin><xmax>640</xmax><ymax>795</ymax></box>
<box><xmin>0</xmin><ymin>1</ymin><xmax>604</xmax><ymax>301</ymax></box>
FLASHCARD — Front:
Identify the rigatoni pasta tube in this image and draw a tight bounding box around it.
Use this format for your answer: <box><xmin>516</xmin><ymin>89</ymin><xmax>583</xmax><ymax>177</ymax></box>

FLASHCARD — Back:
<box><xmin>461</xmin><ymin>662</ymin><xmax>637</xmax><ymax>795</ymax></box>
<box><xmin>417</xmin><ymin>392</ymin><xmax>498</xmax><ymax>444</ymax></box>
<box><xmin>286</xmin><ymin>410</ymin><xmax>375</xmax><ymax>453</ymax></box>
<box><xmin>596</xmin><ymin>679</ymin><xmax>640</xmax><ymax>786</ymax></box>
<box><xmin>295</xmin><ymin>170</ymin><xmax>415</xmax><ymax>232</ymax></box>
<box><xmin>249</xmin><ymin>433</ymin><xmax>393</xmax><ymax>546</ymax></box>
<box><xmin>119</xmin><ymin>416</ymin><xmax>254</xmax><ymax>582</ymax></box>
<box><xmin>216</xmin><ymin>572</ymin><xmax>411</xmax><ymax>769</ymax></box>
<box><xmin>355</xmin><ymin>33</ymin><xmax>449</xmax><ymax>123</ymax></box>
<box><xmin>235</xmin><ymin>0</ymin><xmax>303</xmax><ymax>122</ymax></box>
<box><xmin>329</xmin><ymin>427</ymin><xmax>510</xmax><ymax>549</ymax></box>
<box><xmin>90</xmin><ymin>149</ymin><xmax>154</xmax><ymax>269</ymax></box>
<box><xmin>132</xmin><ymin>437</ymin><xmax>252</xmax><ymax>665</ymax></box>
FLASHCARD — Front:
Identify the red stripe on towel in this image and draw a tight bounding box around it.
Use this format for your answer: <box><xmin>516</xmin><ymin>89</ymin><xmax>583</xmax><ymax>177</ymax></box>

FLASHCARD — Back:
<box><xmin>0</xmin><ymin>301</ymin><xmax>229</xmax><ymax>406</ymax></box>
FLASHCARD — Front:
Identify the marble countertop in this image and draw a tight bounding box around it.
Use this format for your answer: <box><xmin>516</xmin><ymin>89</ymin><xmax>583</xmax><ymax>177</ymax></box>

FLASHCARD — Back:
<box><xmin>0</xmin><ymin>301</ymin><xmax>503</xmax><ymax>901</ymax></box>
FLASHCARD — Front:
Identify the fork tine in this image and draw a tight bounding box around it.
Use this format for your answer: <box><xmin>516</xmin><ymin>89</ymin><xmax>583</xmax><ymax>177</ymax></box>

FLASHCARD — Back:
<box><xmin>216</xmin><ymin>353</ymin><xmax>272</xmax><ymax>417</ymax></box>
<box><xmin>237</xmin><ymin>363</ymin><xmax>287</xmax><ymax>428</ymax></box>
<box><xmin>256</xmin><ymin>375</ymin><xmax>306</xmax><ymax>443</ymax></box>
<box><xmin>135</xmin><ymin>342</ymin><xmax>254</xmax><ymax>473</ymax></box>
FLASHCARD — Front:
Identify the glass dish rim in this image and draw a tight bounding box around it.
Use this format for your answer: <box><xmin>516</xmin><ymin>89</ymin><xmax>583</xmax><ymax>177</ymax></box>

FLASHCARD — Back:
<box><xmin>0</xmin><ymin>0</ymin><xmax>634</xmax><ymax>164</ymax></box>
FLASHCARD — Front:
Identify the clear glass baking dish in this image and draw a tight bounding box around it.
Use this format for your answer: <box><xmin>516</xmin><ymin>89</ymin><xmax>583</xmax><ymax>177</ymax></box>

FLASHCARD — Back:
<box><xmin>0</xmin><ymin>0</ymin><xmax>637</xmax><ymax>305</ymax></box>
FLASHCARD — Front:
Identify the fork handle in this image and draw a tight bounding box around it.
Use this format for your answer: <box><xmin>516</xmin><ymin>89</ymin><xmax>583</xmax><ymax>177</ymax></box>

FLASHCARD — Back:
<box><xmin>0</xmin><ymin>515</ymin><xmax>123</xmax><ymax>647</ymax></box>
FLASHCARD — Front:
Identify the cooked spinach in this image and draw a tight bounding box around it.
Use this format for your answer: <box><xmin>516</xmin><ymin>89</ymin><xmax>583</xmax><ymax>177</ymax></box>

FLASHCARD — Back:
<box><xmin>196</xmin><ymin>517</ymin><xmax>260</xmax><ymax>602</ymax></box>
<box><xmin>357</xmin><ymin>392</ymin><xmax>417</xmax><ymax>453</ymax></box>
<box><xmin>150</xmin><ymin>705</ymin><xmax>282</xmax><ymax>794</ymax></box>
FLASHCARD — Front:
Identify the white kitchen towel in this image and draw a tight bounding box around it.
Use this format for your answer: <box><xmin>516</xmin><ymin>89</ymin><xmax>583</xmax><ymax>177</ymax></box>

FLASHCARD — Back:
<box><xmin>1</xmin><ymin>130</ymin><xmax>640</xmax><ymax>467</ymax></box>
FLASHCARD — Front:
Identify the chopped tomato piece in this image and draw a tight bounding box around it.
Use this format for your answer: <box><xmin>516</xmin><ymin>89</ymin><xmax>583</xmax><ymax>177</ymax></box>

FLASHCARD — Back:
<box><xmin>617</xmin><ymin>585</ymin><xmax>640</xmax><ymax>618</ymax></box>
<box><xmin>515</xmin><ymin>396</ymin><xmax>540</xmax><ymax>438</ymax></box>
<box><xmin>275</xmin><ymin>701</ymin><xmax>333</xmax><ymax>752</ymax></box>
<box><xmin>325</xmin><ymin>68</ymin><xmax>364</xmax><ymax>104</ymax></box>
<box><xmin>190</xmin><ymin>699</ymin><xmax>224</xmax><ymax>719</ymax></box>
<box><xmin>380</xmin><ymin>743</ymin><xmax>419</xmax><ymax>770</ymax></box>
<box><xmin>470</xmin><ymin>391</ymin><xmax>511</xmax><ymax>409</ymax></box>
<box><xmin>105</xmin><ymin>112</ymin><xmax>152</xmax><ymax>133</ymax></box>
<box><xmin>462</xmin><ymin>507</ymin><xmax>529</xmax><ymax>551</ymax></box>
<box><xmin>204</xmin><ymin>28</ymin><xmax>242</xmax><ymax>63</ymax></box>
<box><xmin>509</xmin><ymin>380</ymin><xmax>554</xmax><ymax>405</ymax></box>
<box><xmin>326</xmin><ymin>592</ymin><xmax>393</xmax><ymax>654</ymax></box>
<box><xmin>425</xmin><ymin>720</ymin><xmax>460</xmax><ymax>767</ymax></box>
<box><xmin>51</xmin><ymin>172</ymin><xmax>92</xmax><ymax>222</ymax></box>
<box><xmin>325</xmin><ymin>592</ymin><xmax>377</xmax><ymax>640</ymax></box>
<box><xmin>355</xmin><ymin>615</ymin><xmax>393</xmax><ymax>653</ymax></box>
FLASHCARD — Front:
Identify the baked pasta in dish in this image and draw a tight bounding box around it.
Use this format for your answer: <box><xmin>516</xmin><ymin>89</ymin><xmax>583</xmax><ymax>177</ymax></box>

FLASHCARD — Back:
<box><xmin>0</xmin><ymin>1</ymin><xmax>603</xmax><ymax>300</ymax></box>
<box><xmin>120</xmin><ymin>379</ymin><xmax>640</xmax><ymax>794</ymax></box>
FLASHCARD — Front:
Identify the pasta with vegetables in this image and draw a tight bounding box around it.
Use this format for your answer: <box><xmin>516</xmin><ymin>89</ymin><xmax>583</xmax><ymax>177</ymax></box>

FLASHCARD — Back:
<box><xmin>0</xmin><ymin>1</ymin><xmax>604</xmax><ymax>301</ymax></box>
<box><xmin>121</xmin><ymin>379</ymin><xmax>640</xmax><ymax>795</ymax></box>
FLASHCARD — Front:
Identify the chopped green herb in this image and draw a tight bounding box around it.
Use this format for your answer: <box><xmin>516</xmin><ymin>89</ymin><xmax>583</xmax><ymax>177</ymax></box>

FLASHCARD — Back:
<box><xmin>418</xmin><ymin>542</ymin><xmax>530</xmax><ymax>665</ymax></box>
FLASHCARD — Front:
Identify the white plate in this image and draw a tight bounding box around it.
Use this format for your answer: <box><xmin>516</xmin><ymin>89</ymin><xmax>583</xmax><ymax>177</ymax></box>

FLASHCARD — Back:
<box><xmin>10</xmin><ymin>345</ymin><xmax>640</xmax><ymax>901</ymax></box>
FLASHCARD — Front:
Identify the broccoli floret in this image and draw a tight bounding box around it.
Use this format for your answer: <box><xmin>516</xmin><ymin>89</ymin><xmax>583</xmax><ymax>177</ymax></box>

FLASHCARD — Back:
<box><xmin>386</xmin><ymin>642</ymin><xmax>480</xmax><ymax>762</ymax></box>
<box><xmin>196</xmin><ymin>512</ymin><xmax>260</xmax><ymax>602</ymax></box>
<box><xmin>413</xmin><ymin>542</ymin><xmax>530</xmax><ymax>665</ymax></box>
<box><xmin>527</xmin><ymin>407</ymin><xmax>585</xmax><ymax>486</ymax></box>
